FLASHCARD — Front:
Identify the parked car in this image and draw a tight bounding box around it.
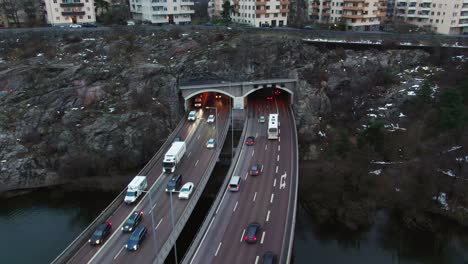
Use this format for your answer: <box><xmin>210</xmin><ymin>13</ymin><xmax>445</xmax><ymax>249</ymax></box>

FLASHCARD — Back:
<box><xmin>215</xmin><ymin>93</ymin><xmax>222</xmax><ymax>99</ymax></box>
<box><xmin>249</xmin><ymin>164</ymin><xmax>261</xmax><ymax>176</ymax></box>
<box><xmin>127</xmin><ymin>21</ymin><xmax>136</xmax><ymax>26</ymax></box>
<box><xmin>178</xmin><ymin>182</ymin><xmax>194</xmax><ymax>199</ymax></box>
<box><xmin>121</xmin><ymin>211</ymin><xmax>144</xmax><ymax>232</ymax></box>
<box><xmin>69</xmin><ymin>24</ymin><xmax>82</xmax><ymax>28</ymax></box>
<box><xmin>206</xmin><ymin>138</ymin><xmax>216</xmax><ymax>149</ymax></box>
<box><xmin>244</xmin><ymin>222</ymin><xmax>261</xmax><ymax>243</ymax></box>
<box><xmin>81</xmin><ymin>23</ymin><xmax>97</xmax><ymax>28</ymax></box>
<box><xmin>125</xmin><ymin>226</ymin><xmax>147</xmax><ymax>251</ymax></box>
<box><xmin>89</xmin><ymin>222</ymin><xmax>112</xmax><ymax>245</ymax></box>
<box><xmin>245</xmin><ymin>136</ymin><xmax>255</xmax><ymax>146</ymax></box>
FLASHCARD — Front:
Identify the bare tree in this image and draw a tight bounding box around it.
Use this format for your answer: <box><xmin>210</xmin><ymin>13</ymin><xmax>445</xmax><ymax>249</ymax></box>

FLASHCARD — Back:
<box><xmin>0</xmin><ymin>0</ymin><xmax>21</xmax><ymax>27</ymax></box>
<box><xmin>19</xmin><ymin>0</ymin><xmax>37</xmax><ymax>27</ymax></box>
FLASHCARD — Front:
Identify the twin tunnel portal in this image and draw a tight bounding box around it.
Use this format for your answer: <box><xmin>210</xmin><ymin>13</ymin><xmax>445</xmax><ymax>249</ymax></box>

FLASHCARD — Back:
<box><xmin>53</xmin><ymin>79</ymin><xmax>298</xmax><ymax>264</ymax></box>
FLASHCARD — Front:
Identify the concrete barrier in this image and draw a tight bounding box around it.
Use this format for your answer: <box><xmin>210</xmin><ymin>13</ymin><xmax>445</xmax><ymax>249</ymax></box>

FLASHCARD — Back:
<box><xmin>51</xmin><ymin>118</ymin><xmax>186</xmax><ymax>264</ymax></box>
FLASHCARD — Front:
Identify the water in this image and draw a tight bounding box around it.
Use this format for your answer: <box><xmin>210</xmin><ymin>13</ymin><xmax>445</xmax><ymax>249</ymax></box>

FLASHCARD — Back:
<box><xmin>0</xmin><ymin>188</ymin><xmax>116</xmax><ymax>264</ymax></box>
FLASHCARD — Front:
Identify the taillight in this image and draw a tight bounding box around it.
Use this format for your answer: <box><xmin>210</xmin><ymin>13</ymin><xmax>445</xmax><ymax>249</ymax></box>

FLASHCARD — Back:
<box><xmin>244</xmin><ymin>235</ymin><xmax>248</xmax><ymax>241</ymax></box>
<box><xmin>140</xmin><ymin>211</ymin><xmax>144</xmax><ymax>215</ymax></box>
<box><xmin>237</xmin><ymin>186</ymin><xmax>240</xmax><ymax>190</ymax></box>
<box><xmin>109</xmin><ymin>222</ymin><xmax>113</xmax><ymax>226</ymax></box>
<box><xmin>254</xmin><ymin>236</ymin><xmax>257</xmax><ymax>241</ymax></box>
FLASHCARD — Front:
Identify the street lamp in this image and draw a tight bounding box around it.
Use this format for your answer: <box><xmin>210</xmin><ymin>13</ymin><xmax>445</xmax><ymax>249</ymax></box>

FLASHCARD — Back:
<box><xmin>168</xmin><ymin>190</ymin><xmax>179</xmax><ymax>264</ymax></box>
<box><xmin>205</xmin><ymin>106</ymin><xmax>218</xmax><ymax>146</ymax></box>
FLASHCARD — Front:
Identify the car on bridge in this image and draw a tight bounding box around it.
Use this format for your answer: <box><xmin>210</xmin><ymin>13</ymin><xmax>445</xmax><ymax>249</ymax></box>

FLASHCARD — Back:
<box><xmin>125</xmin><ymin>226</ymin><xmax>147</xmax><ymax>251</ymax></box>
<box><xmin>245</xmin><ymin>136</ymin><xmax>255</xmax><ymax>146</ymax></box>
<box><xmin>178</xmin><ymin>182</ymin><xmax>194</xmax><ymax>199</ymax></box>
<box><xmin>121</xmin><ymin>211</ymin><xmax>144</xmax><ymax>232</ymax></box>
<box><xmin>244</xmin><ymin>222</ymin><xmax>260</xmax><ymax>244</ymax></box>
<box><xmin>206</xmin><ymin>138</ymin><xmax>216</xmax><ymax>149</ymax></box>
<box><xmin>266</xmin><ymin>95</ymin><xmax>273</xmax><ymax>100</ymax></box>
<box><xmin>262</xmin><ymin>251</ymin><xmax>277</xmax><ymax>264</ymax></box>
<box><xmin>88</xmin><ymin>222</ymin><xmax>112</xmax><ymax>245</ymax></box>
<box><xmin>207</xmin><ymin>114</ymin><xmax>215</xmax><ymax>123</ymax></box>
<box><xmin>249</xmin><ymin>164</ymin><xmax>261</xmax><ymax>176</ymax></box>
<box><xmin>259</xmin><ymin>115</ymin><xmax>266</xmax><ymax>123</ymax></box>
<box><xmin>166</xmin><ymin>174</ymin><xmax>182</xmax><ymax>192</ymax></box>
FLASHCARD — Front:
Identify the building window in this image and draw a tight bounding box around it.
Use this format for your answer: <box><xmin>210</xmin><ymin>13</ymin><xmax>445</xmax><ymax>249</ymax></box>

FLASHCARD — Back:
<box><xmin>276</xmin><ymin>5</ymin><xmax>279</xmax><ymax>9</ymax></box>
<box><xmin>174</xmin><ymin>6</ymin><xmax>177</xmax><ymax>10</ymax></box>
<box><xmin>53</xmin><ymin>0</ymin><xmax>57</xmax><ymax>3</ymax></box>
<box><xmin>55</xmin><ymin>8</ymin><xmax>58</xmax><ymax>12</ymax></box>
<box><xmin>274</xmin><ymin>13</ymin><xmax>278</xmax><ymax>17</ymax></box>
<box><xmin>56</xmin><ymin>16</ymin><xmax>60</xmax><ymax>20</ymax></box>
<box><xmin>87</xmin><ymin>7</ymin><xmax>90</xmax><ymax>11</ymax></box>
<box><xmin>80</xmin><ymin>16</ymin><xmax>83</xmax><ymax>19</ymax></box>
<box><xmin>265</xmin><ymin>14</ymin><xmax>269</xmax><ymax>18</ymax></box>
<box><xmin>88</xmin><ymin>15</ymin><xmax>91</xmax><ymax>19</ymax></box>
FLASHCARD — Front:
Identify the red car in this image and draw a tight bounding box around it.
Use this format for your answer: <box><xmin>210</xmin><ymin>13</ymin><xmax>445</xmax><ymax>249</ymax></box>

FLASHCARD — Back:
<box><xmin>274</xmin><ymin>89</ymin><xmax>281</xmax><ymax>95</ymax></box>
<box><xmin>266</xmin><ymin>96</ymin><xmax>273</xmax><ymax>100</ymax></box>
<box><xmin>245</xmin><ymin>136</ymin><xmax>255</xmax><ymax>146</ymax></box>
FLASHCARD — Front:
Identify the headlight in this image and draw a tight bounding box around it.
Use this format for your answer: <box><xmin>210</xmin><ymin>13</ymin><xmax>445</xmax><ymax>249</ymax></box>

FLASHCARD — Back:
<box><xmin>129</xmin><ymin>227</ymin><xmax>132</xmax><ymax>231</ymax></box>
<box><xmin>121</xmin><ymin>227</ymin><xmax>124</xmax><ymax>230</ymax></box>
<box><xmin>125</xmin><ymin>244</ymin><xmax>127</xmax><ymax>248</ymax></box>
<box><xmin>88</xmin><ymin>239</ymin><xmax>91</xmax><ymax>243</ymax></box>
<box><xmin>96</xmin><ymin>240</ymin><xmax>100</xmax><ymax>244</ymax></box>
<box><xmin>133</xmin><ymin>245</ymin><xmax>137</xmax><ymax>249</ymax></box>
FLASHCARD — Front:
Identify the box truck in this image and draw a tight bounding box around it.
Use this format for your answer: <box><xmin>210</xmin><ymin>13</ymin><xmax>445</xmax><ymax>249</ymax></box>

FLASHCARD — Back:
<box><xmin>163</xmin><ymin>141</ymin><xmax>186</xmax><ymax>173</ymax></box>
<box><xmin>124</xmin><ymin>176</ymin><xmax>148</xmax><ymax>204</ymax></box>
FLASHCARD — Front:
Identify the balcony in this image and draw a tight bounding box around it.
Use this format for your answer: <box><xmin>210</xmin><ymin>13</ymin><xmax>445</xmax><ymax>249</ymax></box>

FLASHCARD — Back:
<box><xmin>60</xmin><ymin>3</ymin><xmax>84</xmax><ymax>7</ymax></box>
<box><xmin>177</xmin><ymin>9</ymin><xmax>195</xmax><ymax>14</ymax></box>
<box><xmin>378</xmin><ymin>6</ymin><xmax>388</xmax><ymax>10</ymax></box>
<box><xmin>280</xmin><ymin>8</ymin><xmax>289</xmax><ymax>13</ymax></box>
<box><xmin>344</xmin><ymin>0</ymin><xmax>365</xmax><ymax>2</ymax></box>
<box><xmin>343</xmin><ymin>14</ymin><xmax>364</xmax><ymax>19</ymax></box>
<box><xmin>322</xmin><ymin>5</ymin><xmax>331</xmax><ymax>9</ymax></box>
<box><xmin>280</xmin><ymin>0</ymin><xmax>289</xmax><ymax>5</ymax></box>
<box><xmin>343</xmin><ymin>6</ymin><xmax>364</xmax><ymax>11</ymax></box>
<box><xmin>61</xmin><ymin>11</ymin><xmax>85</xmax><ymax>16</ymax></box>
<box><xmin>180</xmin><ymin>0</ymin><xmax>194</xmax><ymax>5</ymax></box>
<box><xmin>256</xmin><ymin>9</ymin><xmax>266</xmax><ymax>14</ymax></box>
<box><xmin>256</xmin><ymin>1</ymin><xmax>267</xmax><ymax>6</ymax></box>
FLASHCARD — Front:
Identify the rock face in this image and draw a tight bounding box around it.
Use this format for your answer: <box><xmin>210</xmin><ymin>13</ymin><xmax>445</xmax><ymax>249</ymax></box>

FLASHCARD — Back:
<box><xmin>0</xmin><ymin>27</ymin><xmax>431</xmax><ymax>192</ymax></box>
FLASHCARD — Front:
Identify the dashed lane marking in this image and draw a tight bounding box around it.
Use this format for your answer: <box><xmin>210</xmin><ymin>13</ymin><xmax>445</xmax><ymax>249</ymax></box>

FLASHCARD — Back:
<box><xmin>215</xmin><ymin>242</ymin><xmax>222</xmax><ymax>256</ymax></box>
<box><xmin>270</xmin><ymin>193</ymin><xmax>274</xmax><ymax>203</ymax></box>
<box><xmin>253</xmin><ymin>192</ymin><xmax>257</xmax><ymax>202</ymax></box>
<box><xmin>240</xmin><ymin>229</ymin><xmax>246</xmax><ymax>242</ymax></box>
<box><xmin>266</xmin><ymin>210</ymin><xmax>271</xmax><ymax>222</ymax></box>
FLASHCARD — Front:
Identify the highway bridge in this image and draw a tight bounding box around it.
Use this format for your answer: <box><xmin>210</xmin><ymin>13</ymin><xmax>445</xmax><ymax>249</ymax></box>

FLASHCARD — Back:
<box><xmin>53</xmin><ymin>79</ymin><xmax>298</xmax><ymax>264</ymax></box>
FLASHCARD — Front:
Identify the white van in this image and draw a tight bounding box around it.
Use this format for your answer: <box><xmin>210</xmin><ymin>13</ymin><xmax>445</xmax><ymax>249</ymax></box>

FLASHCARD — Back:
<box><xmin>228</xmin><ymin>176</ymin><xmax>241</xmax><ymax>192</ymax></box>
<box><xmin>188</xmin><ymin>111</ymin><xmax>196</xmax><ymax>121</ymax></box>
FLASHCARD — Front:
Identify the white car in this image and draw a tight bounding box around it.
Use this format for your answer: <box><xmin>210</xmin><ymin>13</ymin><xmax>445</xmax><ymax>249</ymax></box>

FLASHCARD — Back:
<box><xmin>207</xmin><ymin>114</ymin><xmax>215</xmax><ymax>123</ymax></box>
<box><xmin>69</xmin><ymin>24</ymin><xmax>82</xmax><ymax>28</ymax></box>
<box><xmin>259</xmin><ymin>116</ymin><xmax>265</xmax><ymax>123</ymax></box>
<box><xmin>178</xmin><ymin>182</ymin><xmax>194</xmax><ymax>199</ymax></box>
<box><xmin>206</xmin><ymin>138</ymin><xmax>216</xmax><ymax>149</ymax></box>
<box><xmin>188</xmin><ymin>111</ymin><xmax>196</xmax><ymax>121</ymax></box>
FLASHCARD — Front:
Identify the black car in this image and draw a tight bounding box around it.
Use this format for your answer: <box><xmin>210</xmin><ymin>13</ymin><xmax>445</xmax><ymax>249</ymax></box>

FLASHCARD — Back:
<box><xmin>244</xmin><ymin>222</ymin><xmax>260</xmax><ymax>243</ymax></box>
<box><xmin>89</xmin><ymin>222</ymin><xmax>112</xmax><ymax>245</ymax></box>
<box><xmin>125</xmin><ymin>226</ymin><xmax>147</xmax><ymax>251</ymax></box>
<box><xmin>121</xmin><ymin>211</ymin><xmax>144</xmax><ymax>232</ymax></box>
<box><xmin>81</xmin><ymin>23</ymin><xmax>97</xmax><ymax>28</ymax></box>
<box><xmin>245</xmin><ymin>136</ymin><xmax>255</xmax><ymax>146</ymax></box>
<box><xmin>262</xmin><ymin>251</ymin><xmax>277</xmax><ymax>264</ymax></box>
<box><xmin>166</xmin><ymin>174</ymin><xmax>182</xmax><ymax>192</ymax></box>
<box><xmin>249</xmin><ymin>164</ymin><xmax>261</xmax><ymax>176</ymax></box>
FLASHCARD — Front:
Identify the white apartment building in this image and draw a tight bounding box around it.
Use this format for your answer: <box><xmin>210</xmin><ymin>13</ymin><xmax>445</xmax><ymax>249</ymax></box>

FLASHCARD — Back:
<box><xmin>44</xmin><ymin>0</ymin><xmax>96</xmax><ymax>25</ymax></box>
<box><xmin>129</xmin><ymin>0</ymin><xmax>195</xmax><ymax>25</ymax></box>
<box><xmin>230</xmin><ymin>0</ymin><xmax>290</xmax><ymax>27</ymax></box>
<box><xmin>309</xmin><ymin>0</ymin><xmax>388</xmax><ymax>31</ymax></box>
<box><xmin>208</xmin><ymin>0</ymin><xmax>223</xmax><ymax>18</ymax></box>
<box><xmin>395</xmin><ymin>0</ymin><xmax>468</xmax><ymax>35</ymax></box>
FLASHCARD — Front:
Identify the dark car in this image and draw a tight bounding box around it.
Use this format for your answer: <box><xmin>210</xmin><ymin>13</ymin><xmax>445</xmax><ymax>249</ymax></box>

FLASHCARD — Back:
<box><xmin>262</xmin><ymin>251</ymin><xmax>277</xmax><ymax>264</ymax></box>
<box><xmin>245</xmin><ymin>136</ymin><xmax>255</xmax><ymax>146</ymax></box>
<box><xmin>81</xmin><ymin>23</ymin><xmax>97</xmax><ymax>28</ymax></box>
<box><xmin>166</xmin><ymin>174</ymin><xmax>182</xmax><ymax>192</ymax></box>
<box><xmin>274</xmin><ymin>89</ymin><xmax>281</xmax><ymax>95</ymax></box>
<box><xmin>244</xmin><ymin>222</ymin><xmax>260</xmax><ymax>243</ymax></box>
<box><xmin>89</xmin><ymin>222</ymin><xmax>112</xmax><ymax>245</ymax></box>
<box><xmin>266</xmin><ymin>96</ymin><xmax>273</xmax><ymax>100</ymax></box>
<box><xmin>125</xmin><ymin>226</ymin><xmax>147</xmax><ymax>251</ymax></box>
<box><xmin>249</xmin><ymin>164</ymin><xmax>261</xmax><ymax>176</ymax></box>
<box><xmin>121</xmin><ymin>211</ymin><xmax>144</xmax><ymax>232</ymax></box>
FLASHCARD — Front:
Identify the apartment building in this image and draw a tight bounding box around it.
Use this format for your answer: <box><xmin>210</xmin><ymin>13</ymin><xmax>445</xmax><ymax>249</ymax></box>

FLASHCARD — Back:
<box><xmin>129</xmin><ymin>0</ymin><xmax>195</xmax><ymax>25</ymax></box>
<box><xmin>208</xmin><ymin>0</ymin><xmax>223</xmax><ymax>18</ymax></box>
<box><xmin>44</xmin><ymin>0</ymin><xmax>96</xmax><ymax>25</ymax></box>
<box><xmin>387</xmin><ymin>0</ymin><xmax>395</xmax><ymax>18</ymax></box>
<box><xmin>230</xmin><ymin>0</ymin><xmax>290</xmax><ymax>27</ymax></box>
<box><xmin>308</xmin><ymin>0</ymin><xmax>388</xmax><ymax>31</ymax></box>
<box><xmin>395</xmin><ymin>0</ymin><xmax>468</xmax><ymax>35</ymax></box>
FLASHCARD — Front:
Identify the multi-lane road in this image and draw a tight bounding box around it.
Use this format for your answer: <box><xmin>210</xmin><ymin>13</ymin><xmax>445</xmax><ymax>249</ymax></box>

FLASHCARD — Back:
<box><xmin>67</xmin><ymin>95</ymin><xmax>230</xmax><ymax>264</ymax></box>
<box><xmin>188</xmin><ymin>95</ymin><xmax>297</xmax><ymax>264</ymax></box>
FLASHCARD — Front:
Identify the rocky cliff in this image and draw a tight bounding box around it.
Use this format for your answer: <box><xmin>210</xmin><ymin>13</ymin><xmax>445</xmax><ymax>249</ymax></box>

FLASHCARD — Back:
<box><xmin>0</xmin><ymin>27</ymin><xmax>452</xmax><ymax>194</ymax></box>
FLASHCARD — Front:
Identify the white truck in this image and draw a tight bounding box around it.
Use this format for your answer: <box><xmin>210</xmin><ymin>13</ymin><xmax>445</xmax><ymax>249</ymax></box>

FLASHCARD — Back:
<box><xmin>163</xmin><ymin>141</ymin><xmax>186</xmax><ymax>173</ymax></box>
<box><xmin>124</xmin><ymin>176</ymin><xmax>148</xmax><ymax>204</ymax></box>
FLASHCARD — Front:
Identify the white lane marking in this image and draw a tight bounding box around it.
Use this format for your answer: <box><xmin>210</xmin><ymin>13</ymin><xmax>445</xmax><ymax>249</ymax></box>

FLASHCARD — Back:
<box><xmin>270</xmin><ymin>193</ymin><xmax>274</xmax><ymax>203</ymax></box>
<box><xmin>215</xmin><ymin>242</ymin><xmax>222</xmax><ymax>256</ymax></box>
<box><xmin>277</xmin><ymin>154</ymin><xmax>280</xmax><ymax>162</ymax></box>
<box><xmin>187</xmin><ymin>151</ymin><xmax>192</xmax><ymax>158</ymax></box>
<box><xmin>275</xmin><ymin>165</ymin><xmax>278</xmax><ymax>174</ymax></box>
<box><xmin>278</xmin><ymin>145</ymin><xmax>280</xmax><ymax>152</ymax></box>
<box><xmin>252</xmin><ymin>150</ymin><xmax>255</xmax><ymax>157</ymax></box>
<box><xmin>278</xmin><ymin>137</ymin><xmax>281</xmax><ymax>142</ymax></box>
<box><xmin>216</xmin><ymin>190</ymin><xmax>227</xmax><ymax>215</ymax></box>
<box><xmin>233</xmin><ymin>201</ymin><xmax>238</xmax><ymax>212</ymax></box>
<box><xmin>280</xmin><ymin>172</ymin><xmax>287</xmax><ymax>190</ymax></box>
<box><xmin>88</xmin><ymin>171</ymin><xmax>166</xmax><ymax>264</ymax></box>
<box><xmin>198</xmin><ymin>135</ymin><xmax>201</xmax><ymax>140</ymax></box>
<box><xmin>279</xmin><ymin>128</ymin><xmax>281</xmax><ymax>134</ymax></box>
<box><xmin>155</xmin><ymin>218</ymin><xmax>163</xmax><ymax>230</ymax></box>
<box><xmin>245</xmin><ymin>172</ymin><xmax>248</xmax><ymax>180</ymax></box>
<box><xmin>266</xmin><ymin>210</ymin><xmax>271</xmax><ymax>222</ymax></box>
<box><xmin>149</xmin><ymin>202</ymin><xmax>157</xmax><ymax>214</ymax></box>
<box><xmin>253</xmin><ymin>192</ymin><xmax>257</xmax><ymax>202</ymax></box>
<box><xmin>114</xmin><ymin>246</ymin><xmax>125</xmax><ymax>260</ymax></box>
<box><xmin>240</xmin><ymin>229</ymin><xmax>246</xmax><ymax>242</ymax></box>
<box><xmin>265</xmin><ymin>144</ymin><xmax>268</xmax><ymax>150</ymax></box>
<box><xmin>255</xmin><ymin>256</ymin><xmax>259</xmax><ymax>264</ymax></box>
<box><xmin>273</xmin><ymin>178</ymin><xmax>277</xmax><ymax>187</ymax></box>
<box><xmin>191</xmin><ymin>216</ymin><xmax>216</xmax><ymax>263</ymax></box>
<box><xmin>255</xmin><ymin>132</ymin><xmax>258</xmax><ymax>138</ymax></box>
<box><xmin>261</xmin><ymin>165</ymin><xmax>264</xmax><ymax>172</ymax></box>
<box><xmin>195</xmin><ymin>159</ymin><xmax>199</xmax><ymax>167</ymax></box>
<box><xmin>260</xmin><ymin>231</ymin><xmax>266</xmax><ymax>244</ymax></box>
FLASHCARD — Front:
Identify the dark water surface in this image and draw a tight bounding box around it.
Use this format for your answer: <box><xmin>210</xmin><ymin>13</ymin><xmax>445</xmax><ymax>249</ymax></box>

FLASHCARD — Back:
<box><xmin>0</xmin><ymin>188</ymin><xmax>116</xmax><ymax>264</ymax></box>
